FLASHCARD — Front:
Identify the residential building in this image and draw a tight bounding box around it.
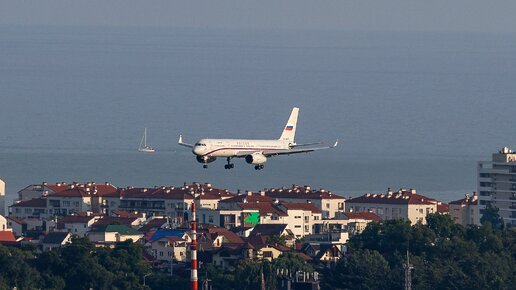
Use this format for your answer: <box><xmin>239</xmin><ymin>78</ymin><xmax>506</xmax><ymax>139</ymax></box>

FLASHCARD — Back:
<box><xmin>57</xmin><ymin>215</ymin><xmax>101</xmax><ymax>237</ymax></box>
<box><xmin>17</xmin><ymin>182</ymin><xmax>117</xmax><ymax>204</ymax></box>
<box><xmin>9</xmin><ymin>198</ymin><xmax>47</xmax><ymax>219</ymax></box>
<box><xmin>147</xmin><ymin>229</ymin><xmax>191</xmax><ymax>262</ymax></box>
<box><xmin>264</xmin><ymin>185</ymin><xmax>346</xmax><ymax>218</ymax></box>
<box><xmin>87</xmin><ymin>224</ymin><xmax>143</xmax><ymax>244</ymax></box>
<box><xmin>0</xmin><ymin>178</ymin><xmax>5</xmax><ymax>216</ymax></box>
<box><xmin>449</xmin><ymin>193</ymin><xmax>480</xmax><ymax>226</ymax></box>
<box><xmin>150</xmin><ymin>236</ymin><xmax>188</xmax><ymax>262</ymax></box>
<box><xmin>41</xmin><ymin>232</ymin><xmax>72</xmax><ymax>251</ymax></box>
<box><xmin>346</xmin><ymin>188</ymin><xmax>448</xmax><ymax>225</ymax></box>
<box><xmin>478</xmin><ymin>147</ymin><xmax>516</xmax><ymax>227</ymax></box>
<box><xmin>6</xmin><ymin>216</ymin><xmax>26</xmax><ymax>237</ymax></box>
<box><xmin>0</xmin><ymin>214</ymin><xmax>7</xmax><ymax>231</ymax></box>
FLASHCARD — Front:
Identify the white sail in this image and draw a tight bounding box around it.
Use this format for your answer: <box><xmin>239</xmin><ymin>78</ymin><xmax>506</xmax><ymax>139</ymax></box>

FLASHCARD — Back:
<box><xmin>138</xmin><ymin>128</ymin><xmax>156</xmax><ymax>153</ymax></box>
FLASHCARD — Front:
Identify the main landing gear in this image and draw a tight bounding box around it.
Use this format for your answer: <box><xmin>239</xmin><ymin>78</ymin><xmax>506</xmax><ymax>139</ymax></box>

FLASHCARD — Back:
<box><xmin>254</xmin><ymin>165</ymin><xmax>264</xmax><ymax>170</ymax></box>
<box><xmin>224</xmin><ymin>157</ymin><xmax>234</xmax><ymax>170</ymax></box>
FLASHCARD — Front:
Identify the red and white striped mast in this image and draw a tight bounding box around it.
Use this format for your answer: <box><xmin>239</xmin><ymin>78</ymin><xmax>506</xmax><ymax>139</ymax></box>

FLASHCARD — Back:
<box><xmin>190</xmin><ymin>202</ymin><xmax>198</xmax><ymax>290</ymax></box>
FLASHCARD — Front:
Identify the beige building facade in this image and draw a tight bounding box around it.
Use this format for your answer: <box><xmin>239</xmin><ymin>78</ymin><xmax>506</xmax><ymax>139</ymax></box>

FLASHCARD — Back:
<box><xmin>346</xmin><ymin>188</ymin><xmax>448</xmax><ymax>225</ymax></box>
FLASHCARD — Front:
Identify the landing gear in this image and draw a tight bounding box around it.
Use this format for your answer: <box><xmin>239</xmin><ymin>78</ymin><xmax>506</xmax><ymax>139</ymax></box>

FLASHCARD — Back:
<box><xmin>203</xmin><ymin>164</ymin><xmax>208</xmax><ymax>169</ymax></box>
<box><xmin>224</xmin><ymin>157</ymin><xmax>234</xmax><ymax>169</ymax></box>
<box><xmin>254</xmin><ymin>165</ymin><xmax>264</xmax><ymax>170</ymax></box>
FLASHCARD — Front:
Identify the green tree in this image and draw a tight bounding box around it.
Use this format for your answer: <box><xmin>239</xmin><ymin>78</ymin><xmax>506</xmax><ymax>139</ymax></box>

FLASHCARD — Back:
<box><xmin>480</xmin><ymin>204</ymin><xmax>504</xmax><ymax>229</ymax></box>
<box><xmin>323</xmin><ymin>249</ymin><xmax>392</xmax><ymax>290</ymax></box>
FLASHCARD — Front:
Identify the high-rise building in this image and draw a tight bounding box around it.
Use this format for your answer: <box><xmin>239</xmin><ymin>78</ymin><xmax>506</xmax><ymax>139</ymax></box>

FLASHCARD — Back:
<box><xmin>0</xmin><ymin>178</ymin><xmax>5</xmax><ymax>216</ymax></box>
<box><xmin>478</xmin><ymin>147</ymin><xmax>516</xmax><ymax>227</ymax></box>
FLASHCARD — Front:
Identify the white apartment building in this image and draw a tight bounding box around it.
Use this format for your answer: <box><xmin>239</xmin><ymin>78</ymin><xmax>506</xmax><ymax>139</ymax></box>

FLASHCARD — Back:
<box><xmin>101</xmin><ymin>183</ymin><xmax>234</xmax><ymax>221</ymax></box>
<box><xmin>9</xmin><ymin>198</ymin><xmax>47</xmax><ymax>218</ymax></box>
<box><xmin>200</xmin><ymin>192</ymin><xmax>322</xmax><ymax>238</ymax></box>
<box><xmin>346</xmin><ymin>188</ymin><xmax>448</xmax><ymax>225</ymax></box>
<box><xmin>264</xmin><ymin>185</ymin><xmax>345</xmax><ymax>219</ymax></box>
<box><xmin>478</xmin><ymin>147</ymin><xmax>516</xmax><ymax>227</ymax></box>
<box><xmin>0</xmin><ymin>178</ymin><xmax>5</xmax><ymax>216</ymax></box>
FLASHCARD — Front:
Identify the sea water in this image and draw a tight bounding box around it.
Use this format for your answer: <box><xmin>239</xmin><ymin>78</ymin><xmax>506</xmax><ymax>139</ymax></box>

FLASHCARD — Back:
<box><xmin>1</xmin><ymin>26</ymin><xmax>515</xmax><ymax>205</ymax></box>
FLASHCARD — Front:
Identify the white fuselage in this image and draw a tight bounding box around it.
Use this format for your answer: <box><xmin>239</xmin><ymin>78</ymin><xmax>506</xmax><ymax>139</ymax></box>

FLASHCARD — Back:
<box><xmin>192</xmin><ymin>139</ymin><xmax>290</xmax><ymax>157</ymax></box>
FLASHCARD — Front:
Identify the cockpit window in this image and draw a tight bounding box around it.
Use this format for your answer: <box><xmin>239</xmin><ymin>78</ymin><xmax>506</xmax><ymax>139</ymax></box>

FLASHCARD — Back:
<box><xmin>195</xmin><ymin>143</ymin><xmax>207</xmax><ymax>146</ymax></box>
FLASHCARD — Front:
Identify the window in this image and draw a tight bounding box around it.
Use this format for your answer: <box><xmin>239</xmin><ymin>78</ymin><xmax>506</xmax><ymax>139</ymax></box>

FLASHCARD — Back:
<box><xmin>160</xmin><ymin>251</ymin><xmax>163</xmax><ymax>257</ymax></box>
<box><xmin>294</xmin><ymin>216</ymin><xmax>301</xmax><ymax>219</ymax></box>
<box><xmin>304</xmin><ymin>216</ymin><xmax>309</xmax><ymax>222</ymax></box>
<box><xmin>263</xmin><ymin>251</ymin><xmax>272</xmax><ymax>258</ymax></box>
<box><xmin>326</xmin><ymin>203</ymin><xmax>330</xmax><ymax>209</ymax></box>
<box><xmin>62</xmin><ymin>201</ymin><xmax>70</xmax><ymax>207</ymax></box>
<box><xmin>304</xmin><ymin>225</ymin><xmax>309</xmax><ymax>232</ymax></box>
<box><xmin>295</xmin><ymin>225</ymin><xmax>301</xmax><ymax>228</ymax></box>
<box><xmin>314</xmin><ymin>216</ymin><xmax>319</xmax><ymax>220</ymax></box>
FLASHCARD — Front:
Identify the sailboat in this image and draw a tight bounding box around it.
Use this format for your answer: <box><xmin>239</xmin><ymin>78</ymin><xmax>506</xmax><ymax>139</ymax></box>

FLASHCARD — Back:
<box><xmin>138</xmin><ymin>128</ymin><xmax>156</xmax><ymax>153</ymax></box>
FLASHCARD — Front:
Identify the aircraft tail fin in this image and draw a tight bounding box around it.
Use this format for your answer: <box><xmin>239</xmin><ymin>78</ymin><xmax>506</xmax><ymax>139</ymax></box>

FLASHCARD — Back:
<box><xmin>279</xmin><ymin>107</ymin><xmax>299</xmax><ymax>142</ymax></box>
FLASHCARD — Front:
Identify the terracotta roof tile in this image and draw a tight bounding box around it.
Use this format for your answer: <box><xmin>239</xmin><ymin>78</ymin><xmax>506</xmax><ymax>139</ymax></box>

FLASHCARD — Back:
<box><xmin>264</xmin><ymin>186</ymin><xmax>345</xmax><ymax>200</ymax></box>
<box><xmin>0</xmin><ymin>231</ymin><xmax>16</xmax><ymax>242</ymax></box>
<box><xmin>278</xmin><ymin>202</ymin><xmax>322</xmax><ymax>213</ymax></box>
<box><xmin>238</xmin><ymin>202</ymin><xmax>288</xmax><ymax>216</ymax></box>
<box><xmin>342</xmin><ymin>212</ymin><xmax>381</xmax><ymax>222</ymax></box>
<box><xmin>347</xmin><ymin>190</ymin><xmax>437</xmax><ymax>205</ymax></box>
<box><xmin>10</xmin><ymin>198</ymin><xmax>46</xmax><ymax>208</ymax></box>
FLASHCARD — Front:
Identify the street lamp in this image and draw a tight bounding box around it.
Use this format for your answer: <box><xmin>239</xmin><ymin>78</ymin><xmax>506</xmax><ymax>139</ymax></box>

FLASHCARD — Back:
<box><xmin>143</xmin><ymin>273</ymin><xmax>151</xmax><ymax>286</ymax></box>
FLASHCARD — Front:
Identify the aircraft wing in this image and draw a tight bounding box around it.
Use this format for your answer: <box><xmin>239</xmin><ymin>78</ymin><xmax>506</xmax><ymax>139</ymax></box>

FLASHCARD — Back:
<box><xmin>178</xmin><ymin>135</ymin><xmax>194</xmax><ymax>148</ymax></box>
<box><xmin>264</xmin><ymin>140</ymin><xmax>339</xmax><ymax>157</ymax></box>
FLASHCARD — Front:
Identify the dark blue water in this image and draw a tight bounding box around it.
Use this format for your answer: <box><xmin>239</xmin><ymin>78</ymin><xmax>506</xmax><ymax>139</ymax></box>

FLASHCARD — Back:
<box><xmin>1</xmin><ymin>26</ymin><xmax>515</xmax><ymax>205</ymax></box>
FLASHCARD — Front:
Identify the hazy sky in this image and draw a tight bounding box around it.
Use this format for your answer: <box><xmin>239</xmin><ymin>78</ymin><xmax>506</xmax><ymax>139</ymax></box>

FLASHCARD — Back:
<box><xmin>1</xmin><ymin>0</ymin><xmax>516</xmax><ymax>33</ymax></box>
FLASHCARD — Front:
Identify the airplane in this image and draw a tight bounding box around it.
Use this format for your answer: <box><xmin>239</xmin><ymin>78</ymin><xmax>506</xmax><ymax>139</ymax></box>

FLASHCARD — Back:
<box><xmin>178</xmin><ymin>107</ymin><xmax>338</xmax><ymax>170</ymax></box>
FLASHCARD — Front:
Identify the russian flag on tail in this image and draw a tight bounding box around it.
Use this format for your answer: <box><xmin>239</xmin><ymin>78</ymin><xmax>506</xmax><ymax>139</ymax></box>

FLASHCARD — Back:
<box><xmin>285</xmin><ymin>124</ymin><xmax>294</xmax><ymax>131</ymax></box>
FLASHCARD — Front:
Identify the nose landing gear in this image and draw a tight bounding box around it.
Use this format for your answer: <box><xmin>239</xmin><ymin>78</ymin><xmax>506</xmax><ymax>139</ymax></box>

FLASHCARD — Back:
<box><xmin>224</xmin><ymin>157</ymin><xmax>234</xmax><ymax>169</ymax></box>
<box><xmin>254</xmin><ymin>165</ymin><xmax>264</xmax><ymax>170</ymax></box>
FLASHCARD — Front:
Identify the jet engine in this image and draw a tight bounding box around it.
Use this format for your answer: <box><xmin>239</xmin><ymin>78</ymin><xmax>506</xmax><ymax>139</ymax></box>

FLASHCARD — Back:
<box><xmin>196</xmin><ymin>156</ymin><xmax>216</xmax><ymax>164</ymax></box>
<box><xmin>245</xmin><ymin>152</ymin><xmax>267</xmax><ymax>165</ymax></box>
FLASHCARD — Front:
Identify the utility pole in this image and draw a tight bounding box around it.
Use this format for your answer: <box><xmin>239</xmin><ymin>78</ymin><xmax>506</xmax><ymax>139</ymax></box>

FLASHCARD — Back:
<box><xmin>403</xmin><ymin>249</ymin><xmax>414</xmax><ymax>290</ymax></box>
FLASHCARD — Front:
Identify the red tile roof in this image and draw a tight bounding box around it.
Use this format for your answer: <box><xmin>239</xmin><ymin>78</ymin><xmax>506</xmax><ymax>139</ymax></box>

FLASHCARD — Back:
<box><xmin>0</xmin><ymin>231</ymin><xmax>16</xmax><ymax>242</ymax></box>
<box><xmin>278</xmin><ymin>202</ymin><xmax>322</xmax><ymax>213</ymax></box>
<box><xmin>238</xmin><ymin>202</ymin><xmax>288</xmax><ymax>217</ymax></box>
<box><xmin>342</xmin><ymin>212</ymin><xmax>381</xmax><ymax>222</ymax></box>
<box><xmin>264</xmin><ymin>185</ymin><xmax>345</xmax><ymax>200</ymax></box>
<box><xmin>450</xmin><ymin>194</ymin><xmax>479</xmax><ymax>206</ymax></box>
<box><xmin>47</xmin><ymin>188</ymin><xmax>91</xmax><ymax>198</ymax></box>
<box><xmin>59</xmin><ymin>215</ymin><xmax>97</xmax><ymax>224</ymax></box>
<box><xmin>437</xmin><ymin>203</ymin><xmax>449</xmax><ymax>213</ymax></box>
<box><xmin>207</xmin><ymin>227</ymin><xmax>244</xmax><ymax>244</ymax></box>
<box><xmin>10</xmin><ymin>198</ymin><xmax>46</xmax><ymax>208</ymax></box>
<box><xmin>220</xmin><ymin>193</ymin><xmax>274</xmax><ymax>204</ymax></box>
<box><xmin>104</xmin><ymin>183</ymin><xmax>235</xmax><ymax>201</ymax></box>
<box><xmin>347</xmin><ymin>189</ymin><xmax>437</xmax><ymax>205</ymax></box>
<box><xmin>6</xmin><ymin>216</ymin><xmax>26</xmax><ymax>225</ymax></box>
<box><xmin>91</xmin><ymin>217</ymin><xmax>138</xmax><ymax>228</ymax></box>
<box><xmin>138</xmin><ymin>218</ymin><xmax>169</xmax><ymax>233</ymax></box>
<box><xmin>46</xmin><ymin>182</ymin><xmax>117</xmax><ymax>196</ymax></box>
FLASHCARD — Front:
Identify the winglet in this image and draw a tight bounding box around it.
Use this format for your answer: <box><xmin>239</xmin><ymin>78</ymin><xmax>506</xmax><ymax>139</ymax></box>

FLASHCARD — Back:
<box><xmin>332</xmin><ymin>139</ymin><xmax>339</xmax><ymax>148</ymax></box>
<box><xmin>178</xmin><ymin>134</ymin><xmax>194</xmax><ymax>148</ymax></box>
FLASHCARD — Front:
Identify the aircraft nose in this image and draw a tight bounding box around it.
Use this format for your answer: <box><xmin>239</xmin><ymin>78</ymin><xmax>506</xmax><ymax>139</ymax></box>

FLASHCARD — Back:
<box><xmin>193</xmin><ymin>146</ymin><xmax>203</xmax><ymax>155</ymax></box>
